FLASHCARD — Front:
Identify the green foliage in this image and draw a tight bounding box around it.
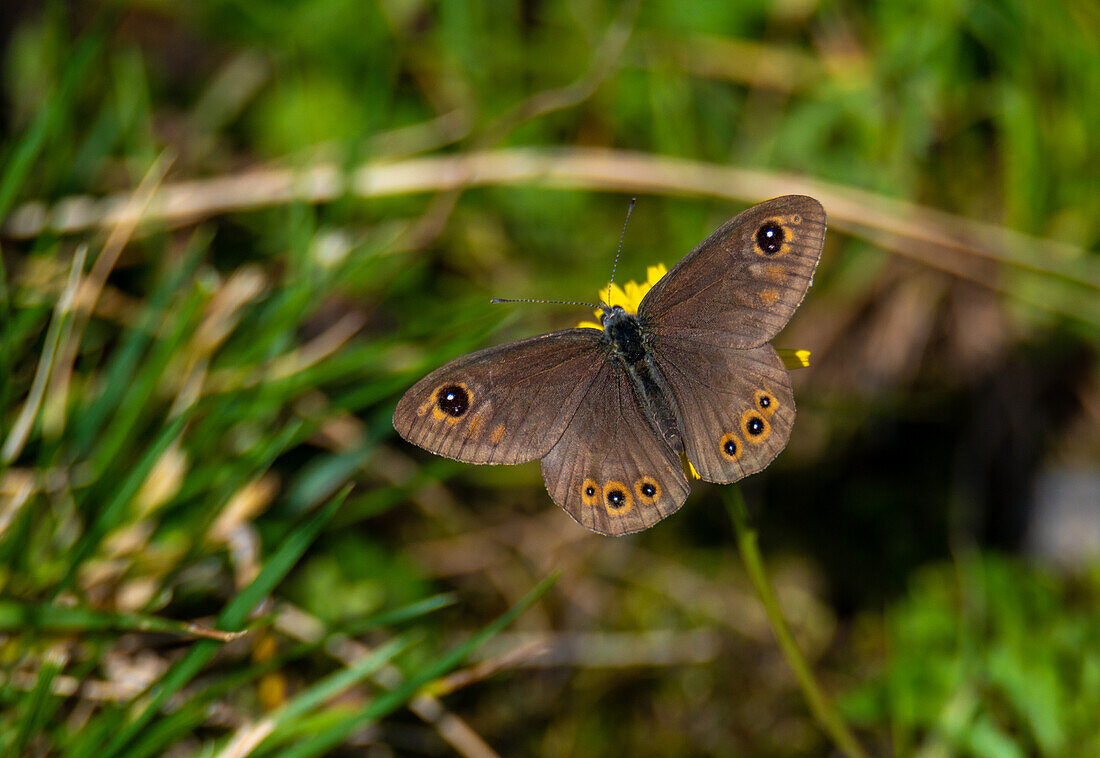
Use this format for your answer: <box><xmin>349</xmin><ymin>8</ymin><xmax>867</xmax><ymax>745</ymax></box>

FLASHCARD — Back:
<box><xmin>845</xmin><ymin>555</ymin><xmax>1100</xmax><ymax>757</ymax></box>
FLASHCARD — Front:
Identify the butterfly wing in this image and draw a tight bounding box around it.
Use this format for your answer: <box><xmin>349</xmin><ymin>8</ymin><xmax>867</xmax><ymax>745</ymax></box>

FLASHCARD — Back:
<box><xmin>639</xmin><ymin>195</ymin><xmax>826</xmax><ymax>348</ymax></box>
<box><xmin>393</xmin><ymin>329</ymin><xmax>607</xmax><ymax>465</ymax></box>
<box><xmin>540</xmin><ymin>359</ymin><xmax>690</xmax><ymax>536</ymax></box>
<box><xmin>651</xmin><ymin>341</ymin><xmax>795</xmax><ymax>483</ymax></box>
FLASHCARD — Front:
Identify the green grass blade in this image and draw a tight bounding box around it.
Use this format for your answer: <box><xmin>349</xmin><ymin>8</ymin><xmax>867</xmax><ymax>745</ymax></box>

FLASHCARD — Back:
<box><xmin>725</xmin><ymin>487</ymin><xmax>871</xmax><ymax>758</ymax></box>
<box><xmin>0</xmin><ymin>600</ymin><xmax>241</xmax><ymax>639</ymax></box>
<box><xmin>0</xmin><ymin>32</ymin><xmax>103</xmax><ymax>221</ymax></box>
<box><xmin>10</xmin><ymin>649</ymin><xmax>65</xmax><ymax>756</ymax></box>
<box><xmin>70</xmin><ymin>228</ymin><xmax>210</xmax><ymax>458</ymax></box>
<box><xmin>51</xmin><ymin>412</ymin><xmax>188</xmax><ymax>597</ymax></box>
<box><xmin>85</xmin><ymin>286</ymin><xmax>206</xmax><ymax>480</ymax></box>
<box><xmin>99</xmin><ymin>487</ymin><xmax>349</xmax><ymax>758</ymax></box>
<box><xmin>115</xmin><ymin>701</ymin><xmax>209</xmax><ymax>758</ymax></box>
<box><xmin>276</xmin><ymin>572</ymin><xmax>559</xmax><ymax>758</ymax></box>
<box><xmin>235</xmin><ymin>635</ymin><xmax>414</xmax><ymax>757</ymax></box>
<box><xmin>341</xmin><ymin>592</ymin><xmax>457</xmax><ymax>636</ymax></box>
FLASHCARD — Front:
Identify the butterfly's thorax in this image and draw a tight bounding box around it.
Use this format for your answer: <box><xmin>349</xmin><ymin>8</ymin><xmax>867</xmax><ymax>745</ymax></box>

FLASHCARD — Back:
<box><xmin>603</xmin><ymin>307</ymin><xmax>684</xmax><ymax>453</ymax></box>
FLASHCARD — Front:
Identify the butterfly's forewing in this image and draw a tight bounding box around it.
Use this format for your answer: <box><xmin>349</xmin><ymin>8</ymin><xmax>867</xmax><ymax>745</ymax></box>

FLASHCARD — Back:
<box><xmin>639</xmin><ymin>196</ymin><xmax>826</xmax><ymax>349</ymax></box>
<box><xmin>651</xmin><ymin>342</ymin><xmax>795</xmax><ymax>483</ymax></box>
<box><xmin>393</xmin><ymin>329</ymin><xmax>606</xmax><ymax>464</ymax></box>
<box><xmin>540</xmin><ymin>360</ymin><xmax>689</xmax><ymax>536</ymax></box>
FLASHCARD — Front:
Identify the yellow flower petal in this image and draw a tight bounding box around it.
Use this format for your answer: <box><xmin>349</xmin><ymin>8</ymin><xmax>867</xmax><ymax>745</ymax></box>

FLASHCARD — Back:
<box><xmin>606</xmin><ymin>282</ymin><xmax>629</xmax><ymax>309</ymax></box>
<box><xmin>778</xmin><ymin>349</ymin><xmax>812</xmax><ymax>369</ymax></box>
<box><xmin>576</xmin><ymin>320</ymin><xmax>603</xmax><ymax>331</ymax></box>
<box><xmin>573</xmin><ymin>262</ymin><xmax>668</xmax><ymax>326</ymax></box>
<box><xmin>623</xmin><ymin>281</ymin><xmax>644</xmax><ymax>311</ymax></box>
<box><xmin>682</xmin><ymin>454</ymin><xmax>701</xmax><ymax>480</ymax></box>
<box><xmin>646</xmin><ymin>264</ymin><xmax>668</xmax><ymax>286</ymax></box>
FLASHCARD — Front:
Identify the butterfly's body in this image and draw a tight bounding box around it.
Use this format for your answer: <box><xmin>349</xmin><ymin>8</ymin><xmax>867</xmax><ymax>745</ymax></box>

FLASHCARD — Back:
<box><xmin>603</xmin><ymin>305</ymin><xmax>683</xmax><ymax>454</ymax></box>
<box><xmin>394</xmin><ymin>196</ymin><xmax>827</xmax><ymax>535</ymax></box>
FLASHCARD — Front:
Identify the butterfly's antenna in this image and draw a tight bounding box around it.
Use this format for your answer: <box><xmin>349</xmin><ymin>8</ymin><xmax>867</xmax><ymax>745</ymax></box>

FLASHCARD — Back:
<box><xmin>489</xmin><ymin>199</ymin><xmax>636</xmax><ymax>315</ymax></box>
<box><xmin>490</xmin><ymin>296</ymin><xmax>600</xmax><ymax>308</ymax></box>
<box><xmin>607</xmin><ymin>197</ymin><xmax>636</xmax><ymax>305</ymax></box>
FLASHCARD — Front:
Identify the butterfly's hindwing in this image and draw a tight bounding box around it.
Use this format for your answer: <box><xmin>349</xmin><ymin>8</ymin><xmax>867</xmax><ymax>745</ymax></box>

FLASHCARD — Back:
<box><xmin>541</xmin><ymin>359</ymin><xmax>690</xmax><ymax>536</ymax></box>
<box><xmin>393</xmin><ymin>329</ymin><xmax>607</xmax><ymax>465</ymax></box>
<box><xmin>651</xmin><ymin>341</ymin><xmax>795</xmax><ymax>484</ymax></box>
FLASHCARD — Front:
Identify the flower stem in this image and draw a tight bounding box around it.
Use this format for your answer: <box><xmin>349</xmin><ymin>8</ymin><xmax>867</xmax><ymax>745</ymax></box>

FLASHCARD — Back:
<box><xmin>724</xmin><ymin>486</ymin><xmax>871</xmax><ymax>758</ymax></box>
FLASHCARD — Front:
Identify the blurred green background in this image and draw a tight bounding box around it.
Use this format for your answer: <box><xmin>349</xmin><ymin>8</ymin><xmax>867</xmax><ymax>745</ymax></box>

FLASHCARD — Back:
<box><xmin>1</xmin><ymin>0</ymin><xmax>1098</xmax><ymax>756</ymax></box>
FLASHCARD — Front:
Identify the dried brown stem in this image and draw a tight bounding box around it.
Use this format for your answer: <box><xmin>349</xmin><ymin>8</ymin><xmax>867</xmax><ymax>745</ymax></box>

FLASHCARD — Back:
<box><xmin>5</xmin><ymin>148</ymin><xmax>1091</xmax><ymax>297</ymax></box>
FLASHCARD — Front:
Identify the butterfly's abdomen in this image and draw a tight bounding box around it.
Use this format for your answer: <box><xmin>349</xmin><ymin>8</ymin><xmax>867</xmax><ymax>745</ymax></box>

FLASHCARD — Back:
<box><xmin>630</xmin><ymin>357</ymin><xmax>683</xmax><ymax>453</ymax></box>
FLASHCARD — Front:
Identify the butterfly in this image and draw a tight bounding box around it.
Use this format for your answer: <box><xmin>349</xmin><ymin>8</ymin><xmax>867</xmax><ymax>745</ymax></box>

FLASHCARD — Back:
<box><xmin>393</xmin><ymin>196</ymin><xmax>826</xmax><ymax>535</ymax></box>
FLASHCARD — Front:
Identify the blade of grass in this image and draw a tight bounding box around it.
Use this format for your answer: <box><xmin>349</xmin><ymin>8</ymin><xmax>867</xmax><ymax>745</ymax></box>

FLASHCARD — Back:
<box><xmin>116</xmin><ymin>701</ymin><xmax>210</xmax><ymax>758</ymax></box>
<box><xmin>274</xmin><ymin>572</ymin><xmax>559</xmax><ymax>758</ymax></box>
<box><xmin>340</xmin><ymin>592</ymin><xmax>457</xmax><ymax>636</ymax></box>
<box><xmin>0</xmin><ymin>29</ymin><xmax>103</xmax><ymax>431</ymax></box>
<box><xmin>98</xmin><ymin>486</ymin><xmax>349</xmax><ymax>758</ymax></box>
<box><xmin>111</xmin><ymin>595</ymin><xmax>450</xmax><ymax>755</ymax></box>
<box><xmin>155</xmin><ymin>418</ymin><xmax>306</xmax><ymax>600</ymax></box>
<box><xmin>1</xmin><ymin>244</ymin><xmax>86</xmax><ymax>464</ymax></box>
<box><xmin>20</xmin><ymin>657</ymin><xmax>100</xmax><ymax>757</ymax></box>
<box><xmin>43</xmin><ymin>149</ymin><xmax>175</xmax><ymax>442</ymax></box>
<box><xmin>282</xmin><ymin>441</ymin><xmax>376</xmax><ymax>515</ymax></box>
<box><xmin>210</xmin><ymin>595</ymin><xmax>456</xmax><ymax>694</ymax></box>
<box><xmin>724</xmin><ymin>487</ymin><xmax>871</xmax><ymax>758</ymax></box>
<box><xmin>85</xmin><ymin>285</ymin><xmax>207</xmax><ymax>479</ymax></box>
<box><xmin>51</xmin><ymin>412</ymin><xmax>188</xmax><ymax>598</ymax></box>
<box><xmin>21</xmin><ymin>148</ymin><xmax>1095</xmax><ymax>297</ymax></box>
<box><xmin>0</xmin><ymin>600</ymin><xmax>245</xmax><ymax>640</ymax></box>
<box><xmin>70</xmin><ymin>227</ymin><xmax>210</xmax><ymax>458</ymax></box>
<box><xmin>217</xmin><ymin>635</ymin><xmax>414</xmax><ymax>758</ymax></box>
<box><xmin>10</xmin><ymin>648</ymin><xmax>66</xmax><ymax>756</ymax></box>
<box><xmin>276</xmin><ymin>636</ymin><xmax>414</xmax><ymax>728</ymax></box>
<box><xmin>0</xmin><ymin>34</ymin><xmax>104</xmax><ymax>220</ymax></box>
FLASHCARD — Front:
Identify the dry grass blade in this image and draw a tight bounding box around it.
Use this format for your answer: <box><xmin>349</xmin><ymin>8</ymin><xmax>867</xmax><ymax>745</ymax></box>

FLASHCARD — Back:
<box><xmin>427</xmin><ymin>637</ymin><xmax>551</xmax><ymax>695</ymax></box>
<box><xmin>274</xmin><ymin>603</ymin><xmax>504</xmax><ymax>758</ymax></box>
<box><xmin>41</xmin><ymin>150</ymin><xmax>175</xmax><ymax>439</ymax></box>
<box><xmin>469</xmin><ymin>630</ymin><xmax>722</xmax><ymax>668</ymax></box>
<box><xmin>5</xmin><ymin>148</ymin><xmax>1092</xmax><ymax>298</ymax></box>
<box><xmin>1</xmin><ymin>244</ymin><xmax>86</xmax><ymax>463</ymax></box>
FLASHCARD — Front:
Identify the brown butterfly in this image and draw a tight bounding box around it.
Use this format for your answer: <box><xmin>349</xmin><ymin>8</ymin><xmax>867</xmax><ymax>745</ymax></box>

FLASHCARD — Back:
<box><xmin>393</xmin><ymin>196</ymin><xmax>826</xmax><ymax>535</ymax></box>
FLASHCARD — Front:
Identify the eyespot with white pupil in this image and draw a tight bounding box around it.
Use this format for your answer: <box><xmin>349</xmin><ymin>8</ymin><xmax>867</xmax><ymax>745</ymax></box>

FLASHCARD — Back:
<box><xmin>581</xmin><ymin>478</ymin><xmax>600</xmax><ymax>507</ymax></box>
<box><xmin>719</xmin><ymin>432</ymin><xmax>742</xmax><ymax>461</ymax></box>
<box><xmin>753</xmin><ymin>389</ymin><xmax>778</xmax><ymax>417</ymax></box>
<box><xmin>634</xmin><ymin>476</ymin><xmax>660</xmax><ymax>504</ymax></box>
<box><xmin>437</xmin><ymin>384</ymin><xmax>470</xmax><ymax>417</ymax></box>
<box><xmin>603</xmin><ymin>481</ymin><xmax>633</xmax><ymax>514</ymax></box>
<box><xmin>740</xmin><ymin>409</ymin><xmax>771</xmax><ymax>445</ymax></box>
<box><xmin>756</xmin><ymin>222</ymin><xmax>785</xmax><ymax>255</ymax></box>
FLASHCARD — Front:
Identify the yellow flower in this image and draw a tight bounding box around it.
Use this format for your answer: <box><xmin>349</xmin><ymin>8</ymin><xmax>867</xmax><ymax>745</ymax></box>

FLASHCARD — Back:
<box><xmin>577</xmin><ymin>263</ymin><xmax>669</xmax><ymax>330</ymax></box>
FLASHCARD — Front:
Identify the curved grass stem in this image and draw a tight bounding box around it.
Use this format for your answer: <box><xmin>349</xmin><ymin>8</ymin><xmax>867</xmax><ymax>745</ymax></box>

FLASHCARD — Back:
<box><xmin>724</xmin><ymin>486</ymin><xmax>871</xmax><ymax>758</ymax></box>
